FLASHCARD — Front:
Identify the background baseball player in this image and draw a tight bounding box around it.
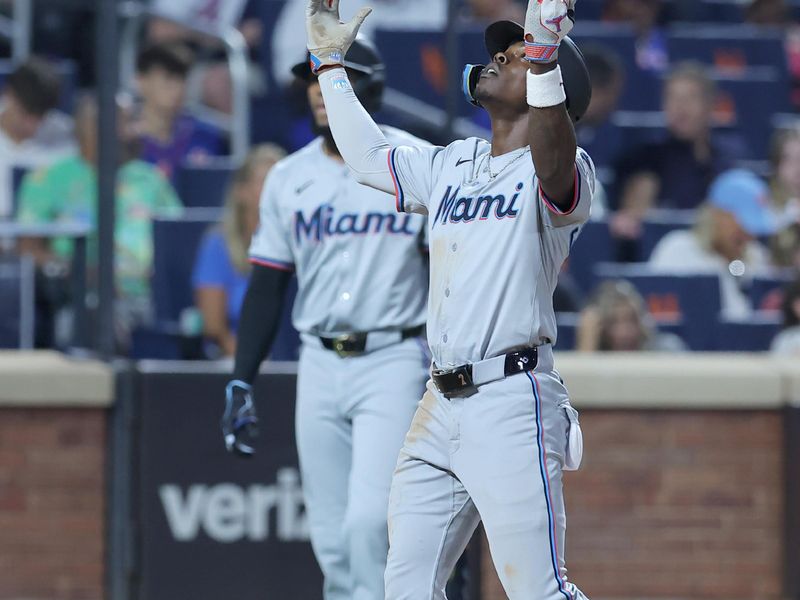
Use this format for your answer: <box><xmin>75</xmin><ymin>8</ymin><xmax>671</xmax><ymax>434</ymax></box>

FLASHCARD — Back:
<box><xmin>220</xmin><ymin>39</ymin><xmax>430</xmax><ymax>600</ymax></box>
<box><xmin>305</xmin><ymin>0</ymin><xmax>593</xmax><ymax>598</ymax></box>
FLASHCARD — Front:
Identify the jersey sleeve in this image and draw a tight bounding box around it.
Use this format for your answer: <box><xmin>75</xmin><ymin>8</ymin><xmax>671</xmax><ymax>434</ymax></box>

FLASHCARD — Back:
<box><xmin>248</xmin><ymin>169</ymin><xmax>295</xmax><ymax>272</ymax></box>
<box><xmin>537</xmin><ymin>147</ymin><xmax>596</xmax><ymax>228</ymax></box>
<box><xmin>387</xmin><ymin>144</ymin><xmax>444</xmax><ymax>216</ymax></box>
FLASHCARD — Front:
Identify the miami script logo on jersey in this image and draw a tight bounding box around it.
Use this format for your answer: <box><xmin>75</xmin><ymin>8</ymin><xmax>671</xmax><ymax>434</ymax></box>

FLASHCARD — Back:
<box><xmin>432</xmin><ymin>182</ymin><xmax>525</xmax><ymax>228</ymax></box>
<box><xmin>294</xmin><ymin>204</ymin><xmax>417</xmax><ymax>243</ymax></box>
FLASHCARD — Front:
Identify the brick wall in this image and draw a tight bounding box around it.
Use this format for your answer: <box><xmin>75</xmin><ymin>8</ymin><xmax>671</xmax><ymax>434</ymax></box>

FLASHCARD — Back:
<box><xmin>482</xmin><ymin>410</ymin><xmax>785</xmax><ymax>600</ymax></box>
<box><xmin>0</xmin><ymin>408</ymin><xmax>107</xmax><ymax>600</ymax></box>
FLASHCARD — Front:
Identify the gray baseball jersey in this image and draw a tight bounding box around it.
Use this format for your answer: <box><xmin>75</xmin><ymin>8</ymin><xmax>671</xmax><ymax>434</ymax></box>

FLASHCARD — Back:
<box><xmin>249</xmin><ymin>127</ymin><xmax>428</xmax><ymax>336</ymax></box>
<box><xmin>387</xmin><ymin>137</ymin><xmax>596</xmax><ymax>367</ymax></box>
<box><xmin>247</xmin><ymin>129</ymin><xmax>430</xmax><ymax>600</ymax></box>
<box><xmin>385</xmin><ymin>139</ymin><xmax>594</xmax><ymax>600</ymax></box>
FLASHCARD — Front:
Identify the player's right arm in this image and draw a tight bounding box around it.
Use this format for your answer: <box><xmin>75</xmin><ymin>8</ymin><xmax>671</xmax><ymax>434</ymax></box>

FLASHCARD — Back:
<box><xmin>306</xmin><ymin>0</ymin><xmax>441</xmax><ymax>214</ymax></box>
<box><xmin>223</xmin><ymin>168</ymin><xmax>295</xmax><ymax>457</ymax></box>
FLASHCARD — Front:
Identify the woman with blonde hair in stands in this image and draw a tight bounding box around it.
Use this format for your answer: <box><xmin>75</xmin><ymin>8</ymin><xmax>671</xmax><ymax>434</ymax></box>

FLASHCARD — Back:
<box><xmin>577</xmin><ymin>279</ymin><xmax>686</xmax><ymax>352</ymax></box>
<box><xmin>192</xmin><ymin>144</ymin><xmax>287</xmax><ymax>357</ymax></box>
<box><xmin>768</xmin><ymin>126</ymin><xmax>800</xmax><ymax>269</ymax></box>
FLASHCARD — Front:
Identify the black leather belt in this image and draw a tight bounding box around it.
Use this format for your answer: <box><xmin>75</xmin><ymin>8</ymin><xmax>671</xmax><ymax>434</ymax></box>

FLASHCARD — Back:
<box><xmin>432</xmin><ymin>346</ymin><xmax>539</xmax><ymax>397</ymax></box>
<box><xmin>320</xmin><ymin>325</ymin><xmax>425</xmax><ymax>357</ymax></box>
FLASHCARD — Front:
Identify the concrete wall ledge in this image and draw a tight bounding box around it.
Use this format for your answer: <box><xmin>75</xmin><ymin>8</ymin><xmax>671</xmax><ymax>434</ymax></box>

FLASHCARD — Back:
<box><xmin>550</xmin><ymin>353</ymin><xmax>799</xmax><ymax>409</ymax></box>
<box><xmin>0</xmin><ymin>351</ymin><xmax>114</xmax><ymax>407</ymax></box>
<box><xmin>0</xmin><ymin>352</ymin><xmax>797</xmax><ymax>410</ymax></box>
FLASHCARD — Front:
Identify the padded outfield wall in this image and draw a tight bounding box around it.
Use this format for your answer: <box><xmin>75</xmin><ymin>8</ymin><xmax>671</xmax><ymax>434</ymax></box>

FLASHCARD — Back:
<box><xmin>0</xmin><ymin>352</ymin><xmax>797</xmax><ymax>600</ymax></box>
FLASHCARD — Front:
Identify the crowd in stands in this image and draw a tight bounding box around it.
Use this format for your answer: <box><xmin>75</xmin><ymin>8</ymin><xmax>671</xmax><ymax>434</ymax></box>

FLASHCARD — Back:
<box><xmin>1</xmin><ymin>0</ymin><xmax>800</xmax><ymax>358</ymax></box>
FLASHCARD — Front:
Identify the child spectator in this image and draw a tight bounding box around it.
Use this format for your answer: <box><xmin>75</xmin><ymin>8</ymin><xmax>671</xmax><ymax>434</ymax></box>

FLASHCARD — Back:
<box><xmin>135</xmin><ymin>42</ymin><xmax>226</xmax><ymax>183</ymax></box>
<box><xmin>0</xmin><ymin>57</ymin><xmax>76</xmax><ymax>217</ymax></box>
<box><xmin>649</xmin><ymin>169</ymin><xmax>777</xmax><ymax>319</ymax></box>
<box><xmin>770</xmin><ymin>278</ymin><xmax>800</xmax><ymax>355</ymax></box>
<box><xmin>576</xmin><ymin>280</ymin><xmax>686</xmax><ymax>351</ymax></box>
<box><xmin>192</xmin><ymin>144</ymin><xmax>286</xmax><ymax>357</ymax></box>
<box><xmin>16</xmin><ymin>95</ymin><xmax>183</xmax><ymax>345</ymax></box>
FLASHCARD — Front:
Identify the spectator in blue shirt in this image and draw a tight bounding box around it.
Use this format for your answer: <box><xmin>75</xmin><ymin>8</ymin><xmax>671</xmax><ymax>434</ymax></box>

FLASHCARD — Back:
<box><xmin>135</xmin><ymin>42</ymin><xmax>226</xmax><ymax>183</ymax></box>
<box><xmin>192</xmin><ymin>144</ymin><xmax>286</xmax><ymax>357</ymax></box>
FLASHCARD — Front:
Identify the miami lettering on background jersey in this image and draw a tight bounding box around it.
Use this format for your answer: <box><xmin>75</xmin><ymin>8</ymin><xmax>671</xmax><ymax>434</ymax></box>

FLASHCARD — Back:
<box><xmin>294</xmin><ymin>204</ymin><xmax>417</xmax><ymax>243</ymax></box>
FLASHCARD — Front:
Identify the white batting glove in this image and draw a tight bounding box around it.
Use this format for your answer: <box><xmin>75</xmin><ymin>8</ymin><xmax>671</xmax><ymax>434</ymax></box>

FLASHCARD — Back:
<box><xmin>524</xmin><ymin>0</ymin><xmax>576</xmax><ymax>63</ymax></box>
<box><xmin>305</xmin><ymin>0</ymin><xmax>372</xmax><ymax>73</ymax></box>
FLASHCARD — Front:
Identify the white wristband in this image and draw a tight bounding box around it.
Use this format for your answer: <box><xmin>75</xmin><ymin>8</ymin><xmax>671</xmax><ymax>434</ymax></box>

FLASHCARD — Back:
<box><xmin>526</xmin><ymin>66</ymin><xmax>566</xmax><ymax>108</ymax></box>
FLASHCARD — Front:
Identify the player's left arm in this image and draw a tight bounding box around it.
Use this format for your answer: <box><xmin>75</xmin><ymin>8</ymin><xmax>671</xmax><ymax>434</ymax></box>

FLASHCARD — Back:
<box><xmin>527</xmin><ymin>59</ymin><xmax>576</xmax><ymax>208</ymax></box>
<box><xmin>525</xmin><ymin>0</ymin><xmax>592</xmax><ymax>225</ymax></box>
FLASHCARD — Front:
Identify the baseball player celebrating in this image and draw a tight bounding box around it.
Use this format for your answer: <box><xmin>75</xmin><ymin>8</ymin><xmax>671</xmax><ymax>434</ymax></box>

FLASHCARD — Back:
<box><xmin>220</xmin><ymin>39</ymin><xmax>430</xmax><ymax>600</ymax></box>
<box><xmin>305</xmin><ymin>0</ymin><xmax>594</xmax><ymax>598</ymax></box>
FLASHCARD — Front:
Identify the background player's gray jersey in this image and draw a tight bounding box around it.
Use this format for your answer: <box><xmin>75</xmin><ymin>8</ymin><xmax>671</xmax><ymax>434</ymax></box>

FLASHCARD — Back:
<box><xmin>388</xmin><ymin>137</ymin><xmax>596</xmax><ymax>367</ymax></box>
<box><xmin>250</xmin><ymin>127</ymin><xmax>428</xmax><ymax>336</ymax></box>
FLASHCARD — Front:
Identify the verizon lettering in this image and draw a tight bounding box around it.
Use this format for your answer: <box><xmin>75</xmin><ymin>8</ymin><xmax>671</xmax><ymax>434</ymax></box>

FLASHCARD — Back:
<box><xmin>159</xmin><ymin>467</ymin><xmax>309</xmax><ymax>543</ymax></box>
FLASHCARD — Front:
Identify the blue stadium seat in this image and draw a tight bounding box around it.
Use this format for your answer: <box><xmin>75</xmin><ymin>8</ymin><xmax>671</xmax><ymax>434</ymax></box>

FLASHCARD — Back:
<box><xmin>571</xmin><ymin>23</ymin><xmax>663</xmax><ymax>111</ymax></box>
<box><xmin>568</xmin><ymin>220</ymin><xmax>613</xmax><ymax>295</ymax></box>
<box><xmin>174</xmin><ymin>162</ymin><xmax>235</xmax><ymax>208</ymax></box>
<box><xmin>666</xmin><ymin>25</ymin><xmax>788</xmax><ymax>70</ymax></box>
<box><xmin>152</xmin><ymin>211</ymin><xmax>220</xmax><ymax>324</ymax></box>
<box><xmin>129</xmin><ymin>327</ymin><xmax>183</xmax><ymax>360</ymax></box>
<box><xmin>0</xmin><ymin>256</ymin><xmax>35</xmax><ymax>349</ymax></box>
<box><xmin>11</xmin><ymin>166</ymin><xmax>28</xmax><ymax>215</ymax></box>
<box><xmin>715</xmin><ymin>314</ymin><xmax>783</xmax><ymax>351</ymax></box>
<box><xmin>593</xmin><ymin>263</ymin><xmax>721</xmax><ymax>350</ymax></box>
<box><xmin>749</xmin><ymin>272</ymin><xmax>795</xmax><ymax>311</ymax></box>
<box><xmin>639</xmin><ymin>211</ymin><xmax>694</xmax><ymax>262</ymax></box>
<box><xmin>555</xmin><ymin>312</ymin><xmax>580</xmax><ymax>351</ymax></box>
<box><xmin>151</xmin><ymin>210</ymin><xmax>300</xmax><ymax>360</ymax></box>
<box><xmin>669</xmin><ymin>1</ymin><xmax>745</xmax><ymax>23</ymax></box>
<box><xmin>715</xmin><ymin>75</ymin><xmax>791</xmax><ymax>159</ymax></box>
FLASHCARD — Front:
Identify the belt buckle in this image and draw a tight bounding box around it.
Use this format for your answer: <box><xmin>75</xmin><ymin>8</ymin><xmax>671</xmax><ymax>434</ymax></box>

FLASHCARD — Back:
<box><xmin>332</xmin><ymin>334</ymin><xmax>360</xmax><ymax>358</ymax></box>
<box><xmin>432</xmin><ymin>364</ymin><xmax>474</xmax><ymax>396</ymax></box>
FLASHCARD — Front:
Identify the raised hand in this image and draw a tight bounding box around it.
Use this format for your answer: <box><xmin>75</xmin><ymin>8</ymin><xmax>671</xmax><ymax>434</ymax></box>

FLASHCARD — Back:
<box><xmin>524</xmin><ymin>0</ymin><xmax>577</xmax><ymax>63</ymax></box>
<box><xmin>305</xmin><ymin>0</ymin><xmax>372</xmax><ymax>72</ymax></box>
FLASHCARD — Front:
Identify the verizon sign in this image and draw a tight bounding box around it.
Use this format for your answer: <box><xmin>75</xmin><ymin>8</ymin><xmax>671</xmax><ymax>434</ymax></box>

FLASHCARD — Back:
<box><xmin>136</xmin><ymin>369</ymin><xmax>321</xmax><ymax>600</ymax></box>
<box><xmin>160</xmin><ymin>469</ymin><xmax>309</xmax><ymax>543</ymax></box>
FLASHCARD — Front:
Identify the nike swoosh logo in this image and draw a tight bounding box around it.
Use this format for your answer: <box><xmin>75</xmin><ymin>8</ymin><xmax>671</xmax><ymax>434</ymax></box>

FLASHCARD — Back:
<box><xmin>294</xmin><ymin>180</ymin><xmax>314</xmax><ymax>195</ymax></box>
<box><xmin>456</xmin><ymin>158</ymin><xmax>472</xmax><ymax>167</ymax></box>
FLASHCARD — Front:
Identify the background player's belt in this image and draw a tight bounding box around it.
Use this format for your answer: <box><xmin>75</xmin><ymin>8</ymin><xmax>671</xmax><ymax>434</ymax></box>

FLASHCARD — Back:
<box><xmin>432</xmin><ymin>346</ymin><xmax>539</xmax><ymax>397</ymax></box>
<box><xmin>319</xmin><ymin>325</ymin><xmax>425</xmax><ymax>357</ymax></box>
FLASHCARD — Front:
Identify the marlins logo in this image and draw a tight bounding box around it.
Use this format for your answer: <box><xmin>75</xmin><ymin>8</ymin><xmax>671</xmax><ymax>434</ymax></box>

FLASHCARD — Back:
<box><xmin>432</xmin><ymin>182</ymin><xmax>526</xmax><ymax>227</ymax></box>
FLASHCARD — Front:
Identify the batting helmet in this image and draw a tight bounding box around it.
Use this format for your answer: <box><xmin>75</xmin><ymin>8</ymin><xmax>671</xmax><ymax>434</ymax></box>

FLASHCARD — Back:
<box><xmin>462</xmin><ymin>21</ymin><xmax>592</xmax><ymax>122</ymax></box>
<box><xmin>292</xmin><ymin>37</ymin><xmax>386</xmax><ymax>113</ymax></box>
